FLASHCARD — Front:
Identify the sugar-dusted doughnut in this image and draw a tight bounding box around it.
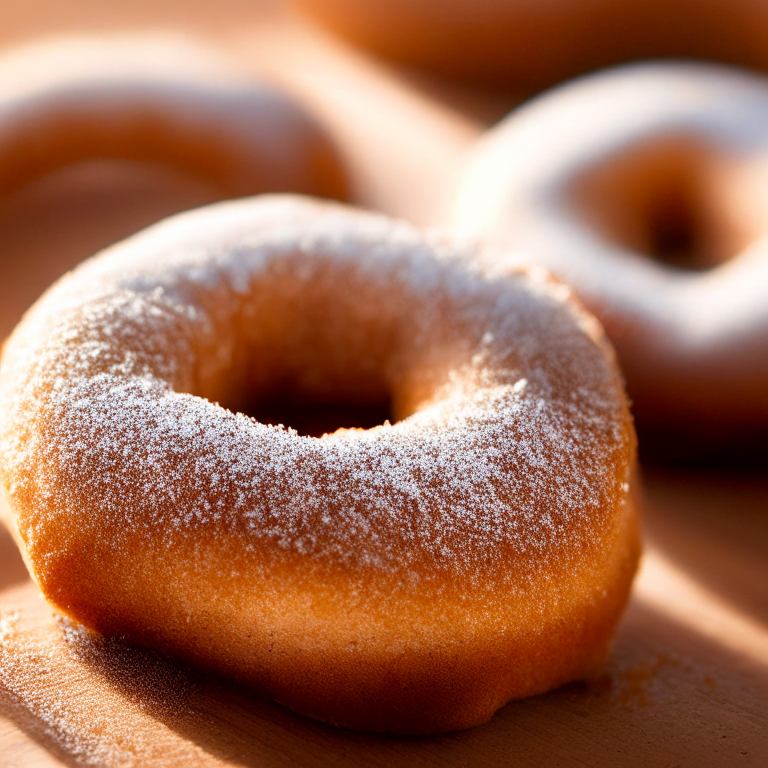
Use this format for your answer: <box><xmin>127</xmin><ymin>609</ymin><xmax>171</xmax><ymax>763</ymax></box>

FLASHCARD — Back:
<box><xmin>451</xmin><ymin>63</ymin><xmax>768</xmax><ymax>455</ymax></box>
<box><xmin>0</xmin><ymin>195</ymin><xmax>639</xmax><ymax>734</ymax></box>
<box><xmin>291</xmin><ymin>0</ymin><xmax>768</xmax><ymax>92</ymax></box>
<box><xmin>0</xmin><ymin>35</ymin><xmax>346</xmax><ymax>202</ymax></box>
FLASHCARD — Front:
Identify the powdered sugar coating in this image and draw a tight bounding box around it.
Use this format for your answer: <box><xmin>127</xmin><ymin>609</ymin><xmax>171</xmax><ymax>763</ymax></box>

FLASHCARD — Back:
<box><xmin>2</xmin><ymin>196</ymin><xmax>629</xmax><ymax>582</ymax></box>
<box><xmin>0</xmin><ymin>195</ymin><xmax>638</xmax><ymax>733</ymax></box>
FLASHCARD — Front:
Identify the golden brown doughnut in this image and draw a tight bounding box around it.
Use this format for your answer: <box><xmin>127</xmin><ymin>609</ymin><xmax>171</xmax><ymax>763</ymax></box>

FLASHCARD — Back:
<box><xmin>451</xmin><ymin>63</ymin><xmax>768</xmax><ymax>456</ymax></box>
<box><xmin>291</xmin><ymin>0</ymin><xmax>768</xmax><ymax>92</ymax></box>
<box><xmin>0</xmin><ymin>35</ymin><xmax>346</xmax><ymax>203</ymax></box>
<box><xmin>0</xmin><ymin>195</ymin><xmax>639</xmax><ymax>734</ymax></box>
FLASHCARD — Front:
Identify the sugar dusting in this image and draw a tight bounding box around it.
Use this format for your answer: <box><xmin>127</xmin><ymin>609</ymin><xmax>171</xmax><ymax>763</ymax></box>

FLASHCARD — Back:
<box><xmin>0</xmin><ymin>196</ymin><xmax>632</xmax><ymax>599</ymax></box>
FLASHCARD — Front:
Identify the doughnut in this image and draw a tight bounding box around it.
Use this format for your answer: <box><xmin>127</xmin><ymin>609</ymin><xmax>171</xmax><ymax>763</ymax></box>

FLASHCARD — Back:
<box><xmin>450</xmin><ymin>63</ymin><xmax>768</xmax><ymax>456</ymax></box>
<box><xmin>0</xmin><ymin>35</ymin><xmax>346</xmax><ymax>203</ymax></box>
<box><xmin>0</xmin><ymin>195</ymin><xmax>639</xmax><ymax>734</ymax></box>
<box><xmin>291</xmin><ymin>0</ymin><xmax>768</xmax><ymax>91</ymax></box>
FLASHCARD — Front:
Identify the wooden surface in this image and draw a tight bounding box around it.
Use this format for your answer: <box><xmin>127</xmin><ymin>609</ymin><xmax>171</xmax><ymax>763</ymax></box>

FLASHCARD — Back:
<box><xmin>0</xmin><ymin>2</ymin><xmax>767</xmax><ymax>766</ymax></box>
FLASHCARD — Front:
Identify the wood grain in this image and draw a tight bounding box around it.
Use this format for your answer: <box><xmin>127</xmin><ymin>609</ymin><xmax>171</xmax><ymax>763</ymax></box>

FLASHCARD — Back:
<box><xmin>0</xmin><ymin>2</ymin><xmax>766</xmax><ymax>766</ymax></box>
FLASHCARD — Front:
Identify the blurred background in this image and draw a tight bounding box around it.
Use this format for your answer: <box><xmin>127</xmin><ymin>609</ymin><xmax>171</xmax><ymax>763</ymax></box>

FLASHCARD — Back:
<box><xmin>0</xmin><ymin>0</ymin><xmax>492</xmax><ymax>345</ymax></box>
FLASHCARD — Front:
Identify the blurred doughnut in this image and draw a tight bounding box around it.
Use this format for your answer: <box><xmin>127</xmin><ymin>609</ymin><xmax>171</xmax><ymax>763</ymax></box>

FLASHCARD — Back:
<box><xmin>291</xmin><ymin>0</ymin><xmax>768</xmax><ymax>92</ymax></box>
<box><xmin>0</xmin><ymin>34</ymin><xmax>347</xmax><ymax>338</ymax></box>
<box><xmin>0</xmin><ymin>35</ymin><xmax>346</xmax><ymax>202</ymax></box>
<box><xmin>451</xmin><ymin>63</ymin><xmax>768</xmax><ymax>456</ymax></box>
<box><xmin>0</xmin><ymin>195</ymin><xmax>639</xmax><ymax>734</ymax></box>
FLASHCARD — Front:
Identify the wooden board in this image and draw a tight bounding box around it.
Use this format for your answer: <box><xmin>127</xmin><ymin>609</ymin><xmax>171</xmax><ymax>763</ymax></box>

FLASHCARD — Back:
<box><xmin>0</xmin><ymin>2</ymin><xmax>767</xmax><ymax>766</ymax></box>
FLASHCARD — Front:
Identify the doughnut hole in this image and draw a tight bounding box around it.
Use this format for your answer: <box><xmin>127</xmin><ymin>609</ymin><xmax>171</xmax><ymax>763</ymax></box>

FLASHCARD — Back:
<box><xmin>237</xmin><ymin>396</ymin><xmax>396</xmax><ymax>437</ymax></box>
<box><xmin>571</xmin><ymin>137</ymin><xmax>767</xmax><ymax>270</ymax></box>
<box><xmin>205</xmin><ymin>253</ymin><xmax>461</xmax><ymax>437</ymax></box>
<box><xmin>217</xmin><ymin>328</ymin><xmax>401</xmax><ymax>438</ymax></box>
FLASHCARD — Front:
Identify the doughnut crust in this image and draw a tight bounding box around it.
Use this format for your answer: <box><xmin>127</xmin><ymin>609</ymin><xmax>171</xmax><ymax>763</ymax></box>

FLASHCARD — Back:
<box><xmin>0</xmin><ymin>35</ymin><xmax>346</xmax><ymax>201</ymax></box>
<box><xmin>0</xmin><ymin>196</ymin><xmax>639</xmax><ymax>734</ymax></box>
<box><xmin>451</xmin><ymin>63</ymin><xmax>768</xmax><ymax>455</ymax></box>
